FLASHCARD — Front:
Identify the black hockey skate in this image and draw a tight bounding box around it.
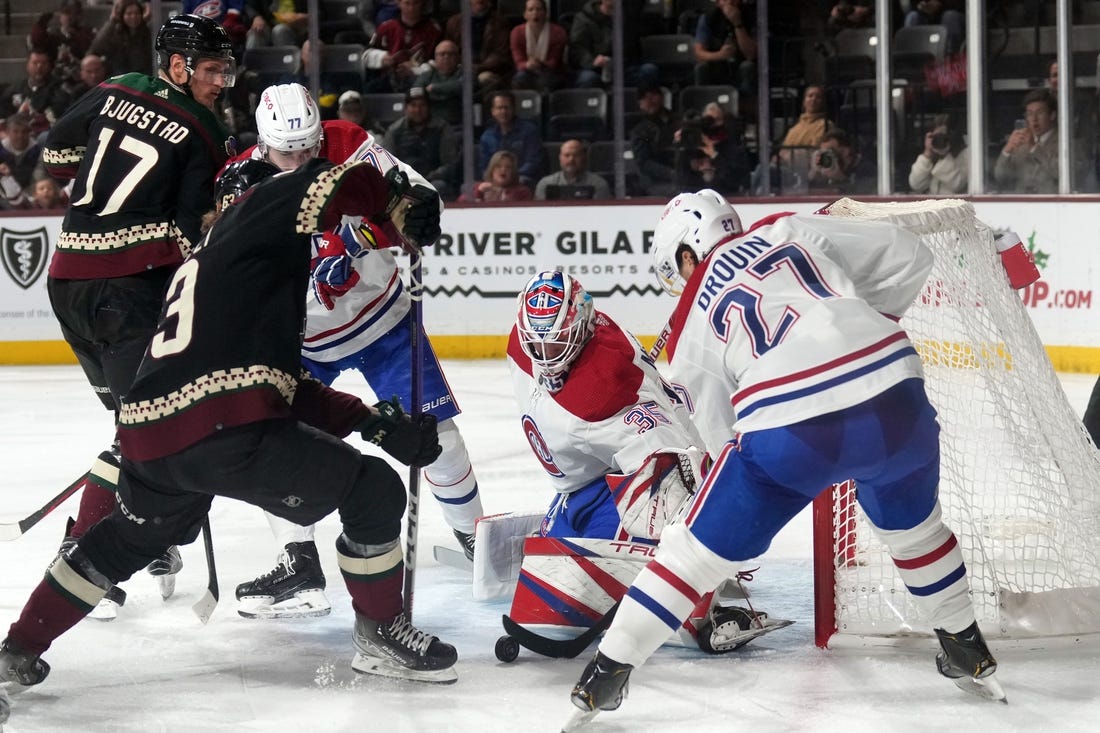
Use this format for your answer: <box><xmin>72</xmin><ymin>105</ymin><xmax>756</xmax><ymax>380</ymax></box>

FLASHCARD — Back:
<box><xmin>351</xmin><ymin>612</ymin><xmax>458</xmax><ymax>684</ymax></box>
<box><xmin>563</xmin><ymin>651</ymin><xmax>633</xmax><ymax>731</ymax></box>
<box><xmin>235</xmin><ymin>541</ymin><xmax>331</xmax><ymax>619</ymax></box>
<box><xmin>454</xmin><ymin>529</ymin><xmax>475</xmax><ymax>562</ymax></box>
<box><xmin>0</xmin><ymin>638</ymin><xmax>50</xmax><ymax>688</ymax></box>
<box><xmin>934</xmin><ymin>621</ymin><xmax>1006</xmax><ymax>702</ymax></box>
<box><xmin>695</xmin><ymin>604</ymin><xmax>794</xmax><ymax>654</ymax></box>
<box><xmin>146</xmin><ymin>546</ymin><xmax>183</xmax><ymax>600</ymax></box>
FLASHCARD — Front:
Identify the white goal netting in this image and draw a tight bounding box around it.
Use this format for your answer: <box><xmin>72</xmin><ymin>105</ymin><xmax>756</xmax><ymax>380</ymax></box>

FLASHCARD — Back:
<box><xmin>818</xmin><ymin>198</ymin><xmax>1100</xmax><ymax>643</ymax></box>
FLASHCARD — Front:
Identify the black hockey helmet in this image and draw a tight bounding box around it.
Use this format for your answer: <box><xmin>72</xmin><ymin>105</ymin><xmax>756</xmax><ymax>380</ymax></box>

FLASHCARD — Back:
<box><xmin>215</xmin><ymin>158</ymin><xmax>280</xmax><ymax>210</ymax></box>
<box><xmin>156</xmin><ymin>14</ymin><xmax>236</xmax><ymax>84</ymax></box>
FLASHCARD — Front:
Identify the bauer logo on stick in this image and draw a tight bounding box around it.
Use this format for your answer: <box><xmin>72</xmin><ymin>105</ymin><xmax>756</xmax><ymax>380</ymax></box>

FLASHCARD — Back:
<box><xmin>0</xmin><ymin>227</ymin><xmax>48</xmax><ymax>290</ymax></box>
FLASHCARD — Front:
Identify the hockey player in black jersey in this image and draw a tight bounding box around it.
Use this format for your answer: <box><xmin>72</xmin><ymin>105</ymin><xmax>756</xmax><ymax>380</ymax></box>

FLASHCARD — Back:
<box><xmin>0</xmin><ymin>158</ymin><xmax>457</xmax><ymax>726</ymax></box>
<box><xmin>38</xmin><ymin>14</ymin><xmax>238</xmax><ymax>617</ymax></box>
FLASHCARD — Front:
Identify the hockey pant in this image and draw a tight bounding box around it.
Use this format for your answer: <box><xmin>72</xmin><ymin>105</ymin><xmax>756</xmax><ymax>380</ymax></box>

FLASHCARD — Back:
<box><xmin>6</xmin><ymin>418</ymin><xmax>408</xmax><ymax>655</ymax></box>
<box><xmin>598</xmin><ymin>378</ymin><xmax>976</xmax><ymax>667</ymax></box>
<box><xmin>542</xmin><ymin>477</ymin><xmax>650</xmax><ymax>542</ymax></box>
<box><xmin>48</xmin><ymin>269</ymin><xmax>173</xmax><ymax>537</ymax></box>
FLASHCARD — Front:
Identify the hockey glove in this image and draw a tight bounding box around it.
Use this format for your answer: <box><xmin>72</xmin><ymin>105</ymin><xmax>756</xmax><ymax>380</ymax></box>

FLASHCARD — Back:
<box><xmin>359</xmin><ymin>397</ymin><xmax>442</xmax><ymax>467</ymax></box>
<box><xmin>382</xmin><ymin>167</ymin><xmax>442</xmax><ymax>251</ymax></box>
<box><xmin>312</xmin><ymin>256</ymin><xmax>360</xmax><ymax>310</ymax></box>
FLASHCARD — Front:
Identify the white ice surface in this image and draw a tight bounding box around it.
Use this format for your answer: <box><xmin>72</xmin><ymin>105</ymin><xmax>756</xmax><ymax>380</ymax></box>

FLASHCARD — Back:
<box><xmin>1</xmin><ymin>363</ymin><xmax>1098</xmax><ymax>733</ymax></box>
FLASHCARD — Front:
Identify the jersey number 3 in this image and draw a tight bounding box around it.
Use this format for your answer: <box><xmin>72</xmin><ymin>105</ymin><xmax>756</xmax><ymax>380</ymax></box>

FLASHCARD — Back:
<box><xmin>150</xmin><ymin>258</ymin><xmax>198</xmax><ymax>358</ymax></box>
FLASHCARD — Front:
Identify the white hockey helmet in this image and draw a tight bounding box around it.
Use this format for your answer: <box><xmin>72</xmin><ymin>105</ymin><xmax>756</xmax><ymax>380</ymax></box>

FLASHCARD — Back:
<box><xmin>516</xmin><ymin>270</ymin><xmax>595</xmax><ymax>381</ymax></box>
<box><xmin>255</xmin><ymin>83</ymin><xmax>323</xmax><ymax>153</ymax></box>
<box><xmin>652</xmin><ymin>189</ymin><xmax>743</xmax><ymax>296</ymax></box>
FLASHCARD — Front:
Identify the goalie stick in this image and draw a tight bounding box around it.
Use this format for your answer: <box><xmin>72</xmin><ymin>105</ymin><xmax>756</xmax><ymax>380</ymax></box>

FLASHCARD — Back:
<box><xmin>648</xmin><ymin>319</ymin><xmax>671</xmax><ymax>361</ymax></box>
<box><xmin>191</xmin><ymin>517</ymin><xmax>219</xmax><ymax>625</ymax></box>
<box><xmin>0</xmin><ymin>472</ymin><xmax>85</xmax><ymax>542</ymax></box>
<box><xmin>501</xmin><ymin>601</ymin><xmax>620</xmax><ymax>659</ymax></box>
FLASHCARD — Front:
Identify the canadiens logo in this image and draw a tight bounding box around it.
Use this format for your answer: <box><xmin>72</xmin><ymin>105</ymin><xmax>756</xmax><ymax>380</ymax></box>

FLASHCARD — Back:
<box><xmin>0</xmin><ymin>227</ymin><xmax>48</xmax><ymax>289</ymax></box>
<box><xmin>521</xmin><ymin>414</ymin><xmax>565</xmax><ymax>478</ymax></box>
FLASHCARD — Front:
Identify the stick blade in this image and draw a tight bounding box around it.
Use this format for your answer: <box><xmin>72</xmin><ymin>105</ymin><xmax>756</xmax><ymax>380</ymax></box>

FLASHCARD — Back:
<box><xmin>192</xmin><ymin>590</ymin><xmax>218</xmax><ymax>625</ymax></box>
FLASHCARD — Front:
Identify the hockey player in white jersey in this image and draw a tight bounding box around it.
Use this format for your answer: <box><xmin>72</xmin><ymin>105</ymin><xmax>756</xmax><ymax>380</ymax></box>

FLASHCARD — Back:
<box><xmin>563</xmin><ymin>195</ymin><xmax>1003</xmax><ymax>730</ymax></box>
<box><xmin>231</xmin><ymin>84</ymin><xmax>484</xmax><ymax>619</ymax></box>
<box><xmin>504</xmin><ymin>271</ymin><xmax>787</xmax><ymax>655</ymax></box>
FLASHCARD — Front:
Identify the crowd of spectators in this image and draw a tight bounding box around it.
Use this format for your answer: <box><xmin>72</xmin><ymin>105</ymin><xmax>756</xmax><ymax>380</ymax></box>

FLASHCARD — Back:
<box><xmin>1</xmin><ymin>0</ymin><xmax>1099</xmax><ymax>208</ymax></box>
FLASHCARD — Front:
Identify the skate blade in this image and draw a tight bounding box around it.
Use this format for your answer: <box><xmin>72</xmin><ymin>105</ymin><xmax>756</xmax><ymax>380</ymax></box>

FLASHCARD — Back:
<box><xmin>87</xmin><ymin>599</ymin><xmax>119</xmax><ymax>622</ymax></box>
<box><xmin>709</xmin><ymin>618</ymin><xmax>794</xmax><ymax>651</ymax></box>
<box><xmin>952</xmin><ymin>673</ymin><xmax>1007</xmax><ymax>703</ymax></box>
<box><xmin>237</xmin><ymin>589</ymin><xmax>332</xmax><ymax>619</ymax></box>
<box><xmin>561</xmin><ymin>705</ymin><xmax>600</xmax><ymax>732</ymax></box>
<box><xmin>351</xmin><ymin>652</ymin><xmax>458</xmax><ymax>685</ymax></box>
<box><xmin>157</xmin><ymin>574</ymin><xmax>176</xmax><ymax>601</ymax></box>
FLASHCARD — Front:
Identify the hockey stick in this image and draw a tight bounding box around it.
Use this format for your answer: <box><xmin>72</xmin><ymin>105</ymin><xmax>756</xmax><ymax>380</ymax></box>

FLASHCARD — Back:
<box><xmin>648</xmin><ymin>318</ymin><xmax>671</xmax><ymax>361</ymax></box>
<box><xmin>403</xmin><ymin>247</ymin><xmax>425</xmax><ymax>619</ymax></box>
<box><xmin>0</xmin><ymin>472</ymin><xmax>86</xmax><ymax>542</ymax></box>
<box><xmin>500</xmin><ymin>600</ymin><xmax>620</xmax><ymax>659</ymax></box>
<box><xmin>191</xmin><ymin>516</ymin><xmax>219</xmax><ymax>625</ymax></box>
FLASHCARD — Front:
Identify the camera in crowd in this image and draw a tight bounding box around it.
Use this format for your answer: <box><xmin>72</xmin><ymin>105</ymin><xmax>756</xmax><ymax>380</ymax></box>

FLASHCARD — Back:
<box><xmin>815</xmin><ymin>149</ymin><xmax>837</xmax><ymax>170</ymax></box>
<box><xmin>931</xmin><ymin>132</ymin><xmax>949</xmax><ymax>150</ymax></box>
<box><xmin>678</xmin><ymin>110</ymin><xmax>722</xmax><ymax>151</ymax></box>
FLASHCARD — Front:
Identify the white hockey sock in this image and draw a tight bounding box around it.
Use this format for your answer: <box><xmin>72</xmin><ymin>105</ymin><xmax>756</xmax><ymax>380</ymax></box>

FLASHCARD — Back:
<box><xmin>599</xmin><ymin>523</ymin><xmax>734</xmax><ymax>667</ymax></box>
<box><xmin>870</xmin><ymin>503</ymin><xmax>975</xmax><ymax>634</ymax></box>
<box><xmin>266</xmin><ymin>511</ymin><xmax>317</xmax><ymax>550</ymax></box>
<box><xmin>424</xmin><ymin>419</ymin><xmax>483</xmax><ymax>533</ymax></box>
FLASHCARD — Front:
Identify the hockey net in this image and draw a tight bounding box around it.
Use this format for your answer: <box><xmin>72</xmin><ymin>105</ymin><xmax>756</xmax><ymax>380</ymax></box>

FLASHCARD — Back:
<box><xmin>812</xmin><ymin>197</ymin><xmax>1100</xmax><ymax>648</ymax></box>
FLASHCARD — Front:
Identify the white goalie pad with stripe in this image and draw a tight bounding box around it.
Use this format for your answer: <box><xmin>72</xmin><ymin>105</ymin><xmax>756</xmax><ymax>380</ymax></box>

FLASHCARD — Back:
<box><xmin>472</xmin><ymin>511</ymin><xmax>545</xmax><ymax>601</ymax></box>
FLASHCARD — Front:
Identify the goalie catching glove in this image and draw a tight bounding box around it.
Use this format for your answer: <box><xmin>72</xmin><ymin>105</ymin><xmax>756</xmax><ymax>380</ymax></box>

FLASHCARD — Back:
<box><xmin>383</xmin><ymin>167</ymin><xmax>442</xmax><ymax>250</ymax></box>
<box><xmin>359</xmin><ymin>396</ymin><xmax>442</xmax><ymax>467</ymax></box>
<box><xmin>609</xmin><ymin>448</ymin><xmax>704</xmax><ymax>540</ymax></box>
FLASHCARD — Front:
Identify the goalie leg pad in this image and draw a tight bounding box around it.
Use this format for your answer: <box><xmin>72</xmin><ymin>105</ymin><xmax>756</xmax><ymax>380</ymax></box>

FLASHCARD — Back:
<box><xmin>472</xmin><ymin>511</ymin><xmax>544</xmax><ymax>601</ymax></box>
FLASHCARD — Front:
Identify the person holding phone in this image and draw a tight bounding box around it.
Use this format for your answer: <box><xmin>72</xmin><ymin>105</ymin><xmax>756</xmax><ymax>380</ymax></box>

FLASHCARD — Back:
<box><xmin>993</xmin><ymin>88</ymin><xmax>1059</xmax><ymax>194</ymax></box>
<box><xmin>908</xmin><ymin>112</ymin><xmax>968</xmax><ymax>194</ymax></box>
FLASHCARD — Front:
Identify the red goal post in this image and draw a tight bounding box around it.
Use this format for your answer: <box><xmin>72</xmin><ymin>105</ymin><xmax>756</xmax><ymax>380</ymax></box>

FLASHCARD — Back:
<box><xmin>812</xmin><ymin>198</ymin><xmax>1100</xmax><ymax>649</ymax></box>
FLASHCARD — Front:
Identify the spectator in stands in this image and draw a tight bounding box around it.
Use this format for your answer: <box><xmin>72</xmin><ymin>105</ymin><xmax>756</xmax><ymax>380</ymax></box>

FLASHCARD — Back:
<box><xmin>674</xmin><ymin>102</ymin><xmax>750</xmax><ymax>195</ymax></box>
<box><xmin>629</xmin><ymin>81</ymin><xmax>679</xmax><ymax>198</ymax></box>
<box><xmin>0</xmin><ymin>114</ymin><xmax>43</xmax><ymax>193</ymax></box>
<box><xmin>414</xmin><ymin>39</ymin><xmax>464</xmax><ymax>127</ymax></box>
<box><xmin>443</xmin><ymin>0</ymin><xmax>512</xmax><ymax>98</ymax></box>
<box><xmin>364</xmin><ymin>0</ymin><xmax>441</xmax><ymax>93</ymax></box>
<box><xmin>181</xmin><ymin>0</ymin><xmax>249</xmax><ymax>50</ymax></box>
<box><xmin>534</xmin><ymin>139</ymin><xmax>611</xmax><ymax>200</ymax></box>
<box><xmin>30</xmin><ymin>1</ymin><xmax>96</xmax><ymax>88</ymax></box>
<box><xmin>807</xmin><ymin>127</ymin><xmax>875</xmax><ymax>195</ymax></box>
<box><xmin>89</xmin><ymin>0</ymin><xmax>154</xmax><ymax>76</ymax></box>
<box><xmin>461</xmin><ymin>149</ymin><xmax>533</xmax><ymax>202</ymax></box>
<box><xmin>382</xmin><ymin>86</ymin><xmax>460</xmax><ymax>200</ymax></box>
<box><xmin>993</xmin><ymin>88</ymin><xmax>1059</xmax><ymax>194</ymax></box>
<box><xmin>904</xmin><ymin>0</ymin><xmax>964</xmax><ymax>54</ymax></box>
<box><xmin>908</xmin><ymin>112</ymin><xmax>968</xmax><ymax>194</ymax></box>
<box><xmin>336</xmin><ymin>90</ymin><xmax>383</xmax><ymax>135</ymax></box>
<box><xmin>570</xmin><ymin>0</ymin><xmax>659</xmax><ymax>90</ymax></box>
<box><xmin>478</xmin><ymin>89</ymin><xmax>543</xmax><ymax>187</ymax></box>
<box><xmin>692</xmin><ymin>0</ymin><xmax>757</xmax><ymax>97</ymax></box>
<box><xmin>781</xmin><ymin>84</ymin><xmax>832</xmax><ymax>148</ymax></box>
<box><xmin>0</xmin><ymin>48</ymin><xmax>72</xmax><ymax>135</ymax></box>
<box><xmin>64</xmin><ymin>53</ymin><xmax>108</xmax><ymax>101</ymax></box>
<box><xmin>510</xmin><ymin>0</ymin><xmax>569</xmax><ymax>94</ymax></box>
<box><xmin>826</xmin><ymin>0</ymin><xmax>874</xmax><ymax>36</ymax></box>
<box><xmin>30</xmin><ymin>173</ymin><xmax>68</xmax><ymax>210</ymax></box>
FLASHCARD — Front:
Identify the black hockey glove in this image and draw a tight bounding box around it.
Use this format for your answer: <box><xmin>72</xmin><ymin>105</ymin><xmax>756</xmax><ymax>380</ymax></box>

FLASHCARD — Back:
<box><xmin>382</xmin><ymin>167</ymin><xmax>442</xmax><ymax>250</ymax></box>
<box><xmin>359</xmin><ymin>396</ymin><xmax>442</xmax><ymax>468</ymax></box>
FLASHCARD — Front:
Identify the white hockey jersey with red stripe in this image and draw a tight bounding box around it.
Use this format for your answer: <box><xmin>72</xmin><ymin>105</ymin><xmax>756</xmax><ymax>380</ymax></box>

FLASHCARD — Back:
<box><xmin>235</xmin><ymin>120</ymin><xmax>435</xmax><ymax>361</ymax></box>
<box><xmin>665</xmin><ymin>211</ymin><xmax>933</xmax><ymax>444</ymax></box>
<box><xmin>507</xmin><ymin>313</ymin><xmax>703</xmax><ymax>495</ymax></box>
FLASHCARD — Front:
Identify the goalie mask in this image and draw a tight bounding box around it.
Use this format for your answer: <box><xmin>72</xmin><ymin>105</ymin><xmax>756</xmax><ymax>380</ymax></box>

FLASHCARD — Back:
<box><xmin>517</xmin><ymin>271</ymin><xmax>595</xmax><ymax>386</ymax></box>
<box><xmin>256</xmin><ymin>83</ymin><xmax>324</xmax><ymax>170</ymax></box>
<box><xmin>652</xmin><ymin>189</ymin><xmax>743</xmax><ymax>296</ymax></box>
